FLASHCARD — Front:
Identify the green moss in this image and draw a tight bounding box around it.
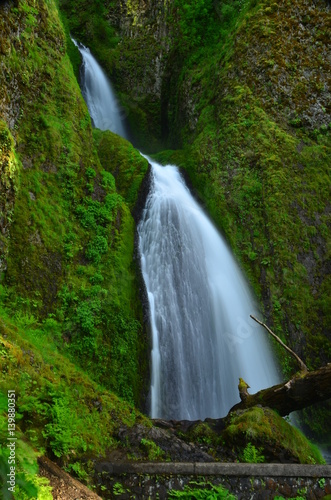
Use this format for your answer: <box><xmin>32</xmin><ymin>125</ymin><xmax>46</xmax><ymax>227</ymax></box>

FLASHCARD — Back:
<box><xmin>93</xmin><ymin>129</ymin><xmax>149</xmax><ymax>208</ymax></box>
<box><xmin>0</xmin><ymin>397</ymin><xmax>50</xmax><ymax>499</ymax></box>
<box><xmin>184</xmin><ymin>422</ymin><xmax>221</xmax><ymax>452</ymax></box>
<box><xmin>0</xmin><ymin>121</ymin><xmax>18</xmax><ymax>187</ymax></box>
<box><xmin>222</xmin><ymin>407</ymin><xmax>325</xmax><ymax>464</ymax></box>
<box><xmin>140</xmin><ymin>438</ymin><xmax>165</xmax><ymax>461</ymax></box>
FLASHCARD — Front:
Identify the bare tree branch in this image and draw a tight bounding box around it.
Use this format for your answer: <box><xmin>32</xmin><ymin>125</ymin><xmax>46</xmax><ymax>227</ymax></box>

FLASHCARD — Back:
<box><xmin>250</xmin><ymin>315</ymin><xmax>308</xmax><ymax>373</ymax></box>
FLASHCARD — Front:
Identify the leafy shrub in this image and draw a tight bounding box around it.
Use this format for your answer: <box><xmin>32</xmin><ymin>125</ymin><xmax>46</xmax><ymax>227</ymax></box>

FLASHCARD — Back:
<box><xmin>240</xmin><ymin>442</ymin><xmax>265</xmax><ymax>463</ymax></box>
<box><xmin>85</xmin><ymin>235</ymin><xmax>108</xmax><ymax>264</ymax></box>
<box><xmin>43</xmin><ymin>397</ymin><xmax>87</xmax><ymax>458</ymax></box>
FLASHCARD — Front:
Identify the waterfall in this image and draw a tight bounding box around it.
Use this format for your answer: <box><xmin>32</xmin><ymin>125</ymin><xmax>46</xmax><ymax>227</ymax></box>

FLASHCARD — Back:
<box><xmin>76</xmin><ymin>42</ymin><xmax>280</xmax><ymax>422</ymax></box>
<box><xmin>72</xmin><ymin>39</ymin><xmax>127</xmax><ymax>138</ymax></box>
<box><xmin>138</xmin><ymin>162</ymin><xmax>280</xmax><ymax>420</ymax></box>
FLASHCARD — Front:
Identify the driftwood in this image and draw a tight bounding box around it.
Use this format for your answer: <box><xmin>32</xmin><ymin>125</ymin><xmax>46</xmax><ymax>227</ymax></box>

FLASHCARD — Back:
<box><xmin>231</xmin><ymin>316</ymin><xmax>331</xmax><ymax>416</ymax></box>
<box><xmin>230</xmin><ymin>364</ymin><xmax>331</xmax><ymax>416</ymax></box>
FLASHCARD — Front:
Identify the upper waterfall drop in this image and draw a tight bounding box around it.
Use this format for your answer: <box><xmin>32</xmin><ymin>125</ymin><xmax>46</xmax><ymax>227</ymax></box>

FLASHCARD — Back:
<box><xmin>75</xmin><ymin>42</ymin><xmax>280</xmax><ymax>421</ymax></box>
<box><xmin>72</xmin><ymin>38</ymin><xmax>128</xmax><ymax>138</ymax></box>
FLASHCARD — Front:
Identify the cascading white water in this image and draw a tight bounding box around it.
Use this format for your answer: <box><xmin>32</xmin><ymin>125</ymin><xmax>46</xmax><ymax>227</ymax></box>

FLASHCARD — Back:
<box><xmin>72</xmin><ymin>39</ymin><xmax>127</xmax><ymax>137</ymax></box>
<box><xmin>138</xmin><ymin>161</ymin><xmax>280</xmax><ymax>421</ymax></box>
<box><xmin>76</xmin><ymin>42</ymin><xmax>280</xmax><ymax>422</ymax></box>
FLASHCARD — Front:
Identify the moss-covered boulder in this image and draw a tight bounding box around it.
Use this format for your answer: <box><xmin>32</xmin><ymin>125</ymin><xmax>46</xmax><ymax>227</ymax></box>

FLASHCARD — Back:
<box><xmin>222</xmin><ymin>406</ymin><xmax>325</xmax><ymax>464</ymax></box>
<box><xmin>93</xmin><ymin>129</ymin><xmax>148</xmax><ymax>208</ymax></box>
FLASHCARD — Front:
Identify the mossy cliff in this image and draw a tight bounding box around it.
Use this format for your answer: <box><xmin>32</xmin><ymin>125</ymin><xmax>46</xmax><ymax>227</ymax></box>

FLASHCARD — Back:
<box><xmin>0</xmin><ymin>1</ymin><xmax>152</xmax><ymax>492</ymax></box>
<box><xmin>165</xmin><ymin>0</ymin><xmax>331</xmax><ymax>440</ymax></box>
<box><xmin>167</xmin><ymin>0</ymin><xmax>330</xmax><ymax>372</ymax></box>
<box><xmin>0</xmin><ymin>0</ymin><xmax>152</xmax><ymax>399</ymax></box>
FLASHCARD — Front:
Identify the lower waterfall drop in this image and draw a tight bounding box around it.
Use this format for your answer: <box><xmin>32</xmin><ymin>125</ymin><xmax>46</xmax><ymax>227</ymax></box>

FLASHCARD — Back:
<box><xmin>138</xmin><ymin>160</ymin><xmax>280</xmax><ymax>421</ymax></box>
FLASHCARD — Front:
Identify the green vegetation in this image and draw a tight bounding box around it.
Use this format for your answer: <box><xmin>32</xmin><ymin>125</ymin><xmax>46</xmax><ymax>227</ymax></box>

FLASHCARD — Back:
<box><xmin>181</xmin><ymin>422</ymin><xmax>222</xmax><ymax>458</ymax></box>
<box><xmin>0</xmin><ymin>120</ymin><xmax>20</xmax><ymax>273</ymax></box>
<box><xmin>0</xmin><ymin>392</ymin><xmax>44</xmax><ymax>499</ymax></box>
<box><xmin>140</xmin><ymin>438</ymin><xmax>165</xmax><ymax>460</ymax></box>
<box><xmin>93</xmin><ymin>129</ymin><xmax>148</xmax><ymax>208</ymax></box>
<box><xmin>274</xmin><ymin>497</ymin><xmax>305</xmax><ymax>500</ymax></box>
<box><xmin>240</xmin><ymin>442</ymin><xmax>265</xmax><ymax>463</ymax></box>
<box><xmin>0</xmin><ymin>299</ymin><xmax>151</xmax><ymax>483</ymax></box>
<box><xmin>172</xmin><ymin>0</ymin><xmax>251</xmax><ymax>51</ymax></box>
<box><xmin>0</xmin><ymin>0</ymin><xmax>150</xmax><ymax>407</ymax></box>
<box><xmin>169</xmin><ymin>482</ymin><xmax>237</xmax><ymax>499</ymax></box>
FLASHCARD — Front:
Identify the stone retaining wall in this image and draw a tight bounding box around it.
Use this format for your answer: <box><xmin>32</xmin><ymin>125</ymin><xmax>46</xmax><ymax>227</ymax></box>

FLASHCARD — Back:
<box><xmin>94</xmin><ymin>462</ymin><xmax>331</xmax><ymax>499</ymax></box>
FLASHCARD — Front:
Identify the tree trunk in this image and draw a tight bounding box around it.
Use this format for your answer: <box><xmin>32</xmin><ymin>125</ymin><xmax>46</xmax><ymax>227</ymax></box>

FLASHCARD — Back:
<box><xmin>230</xmin><ymin>364</ymin><xmax>331</xmax><ymax>416</ymax></box>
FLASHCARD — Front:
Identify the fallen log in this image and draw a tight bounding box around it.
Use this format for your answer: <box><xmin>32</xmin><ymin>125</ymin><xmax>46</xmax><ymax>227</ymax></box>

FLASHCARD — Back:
<box><xmin>230</xmin><ymin>364</ymin><xmax>331</xmax><ymax>416</ymax></box>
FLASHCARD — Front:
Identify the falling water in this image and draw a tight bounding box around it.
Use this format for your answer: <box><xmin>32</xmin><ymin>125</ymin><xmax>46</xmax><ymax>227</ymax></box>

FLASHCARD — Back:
<box><xmin>72</xmin><ymin>38</ymin><xmax>127</xmax><ymax>137</ymax></box>
<box><xmin>76</xmin><ymin>43</ymin><xmax>280</xmax><ymax>422</ymax></box>
<box><xmin>138</xmin><ymin>161</ymin><xmax>280</xmax><ymax>420</ymax></box>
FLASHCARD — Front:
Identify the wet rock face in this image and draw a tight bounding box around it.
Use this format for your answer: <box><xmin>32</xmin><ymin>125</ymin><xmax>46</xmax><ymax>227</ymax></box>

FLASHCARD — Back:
<box><xmin>228</xmin><ymin>0</ymin><xmax>331</xmax><ymax>132</ymax></box>
<box><xmin>111</xmin><ymin>0</ymin><xmax>170</xmax><ymax>47</ymax></box>
<box><xmin>99</xmin><ymin>0</ymin><xmax>176</xmax><ymax>150</ymax></box>
<box><xmin>118</xmin><ymin>423</ymin><xmax>215</xmax><ymax>462</ymax></box>
<box><xmin>0</xmin><ymin>7</ymin><xmax>23</xmax><ymax>132</ymax></box>
<box><xmin>109</xmin><ymin>0</ymin><xmax>171</xmax><ymax>95</ymax></box>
